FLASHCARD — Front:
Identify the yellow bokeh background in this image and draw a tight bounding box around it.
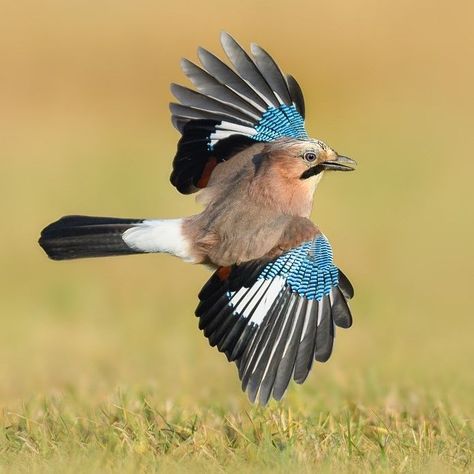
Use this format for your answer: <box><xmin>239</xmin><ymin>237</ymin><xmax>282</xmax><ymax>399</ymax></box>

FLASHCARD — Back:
<box><xmin>0</xmin><ymin>0</ymin><xmax>473</xmax><ymax>410</ymax></box>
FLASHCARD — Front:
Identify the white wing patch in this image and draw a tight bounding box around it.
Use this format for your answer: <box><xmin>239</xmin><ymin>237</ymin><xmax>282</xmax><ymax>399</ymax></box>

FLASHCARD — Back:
<box><xmin>209</xmin><ymin>121</ymin><xmax>257</xmax><ymax>147</ymax></box>
<box><xmin>226</xmin><ymin>276</ymin><xmax>286</xmax><ymax>326</ymax></box>
<box><xmin>250</xmin><ymin>277</ymin><xmax>286</xmax><ymax>325</ymax></box>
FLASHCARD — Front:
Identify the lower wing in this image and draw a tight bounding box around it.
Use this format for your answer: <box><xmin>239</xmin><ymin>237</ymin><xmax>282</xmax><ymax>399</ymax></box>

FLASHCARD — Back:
<box><xmin>195</xmin><ymin>234</ymin><xmax>354</xmax><ymax>404</ymax></box>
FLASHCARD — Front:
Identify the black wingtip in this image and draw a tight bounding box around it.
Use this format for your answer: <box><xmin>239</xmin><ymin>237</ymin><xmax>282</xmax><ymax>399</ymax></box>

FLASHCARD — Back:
<box><xmin>285</xmin><ymin>74</ymin><xmax>305</xmax><ymax>118</ymax></box>
<box><xmin>331</xmin><ymin>287</ymin><xmax>353</xmax><ymax>329</ymax></box>
<box><xmin>338</xmin><ymin>269</ymin><xmax>354</xmax><ymax>299</ymax></box>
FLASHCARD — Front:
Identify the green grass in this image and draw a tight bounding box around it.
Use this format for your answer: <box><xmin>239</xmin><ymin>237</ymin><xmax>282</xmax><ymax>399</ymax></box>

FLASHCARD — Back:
<box><xmin>1</xmin><ymin>388</ymin><xmax>472</xmax><ymax>473</ymax></box>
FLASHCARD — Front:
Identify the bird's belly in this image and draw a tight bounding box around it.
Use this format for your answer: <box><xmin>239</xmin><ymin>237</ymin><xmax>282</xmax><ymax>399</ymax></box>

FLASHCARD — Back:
<box><xmin>205</xmin><ymin>220</ymin><xmax>286</xmax><ymax>267</ymax></box>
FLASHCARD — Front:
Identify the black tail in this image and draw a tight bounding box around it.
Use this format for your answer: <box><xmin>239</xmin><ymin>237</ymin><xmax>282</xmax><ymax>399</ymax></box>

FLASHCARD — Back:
<box><xmin>39</xmin><ymin>215</ymin><xmax>144</xmax><ymax>260</ymax></box>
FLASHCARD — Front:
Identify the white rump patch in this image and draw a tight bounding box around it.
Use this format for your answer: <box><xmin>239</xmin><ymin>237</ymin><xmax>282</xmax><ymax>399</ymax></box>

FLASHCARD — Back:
<box><xmin>122</xmin><ymin>219</ymin><xmax>194</xmax><ymax>261</ymax></box>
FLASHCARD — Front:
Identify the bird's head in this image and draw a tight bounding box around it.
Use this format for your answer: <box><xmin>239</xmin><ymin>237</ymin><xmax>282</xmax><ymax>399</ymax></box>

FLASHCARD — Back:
<box><xmin>263</xmin><ymin>138</ymin><xmax>356</xmax><ymax>182</ymax></box>
<box><xmin>297</xmin><ymin>139</ymin><xmax>356</xmax><ymax>179</ymax></box>
<box><xmin>250</xmin><ymin>138</ymin><xmax>356</xmax><ymax>216</ymax></box>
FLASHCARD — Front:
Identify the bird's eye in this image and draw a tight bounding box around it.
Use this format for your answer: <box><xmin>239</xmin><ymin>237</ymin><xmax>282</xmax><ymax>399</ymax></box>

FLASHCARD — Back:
<box><xmin>303</xmin><ymin>151</ymin><xmax>317</xmax><ymax>162</ymax></box>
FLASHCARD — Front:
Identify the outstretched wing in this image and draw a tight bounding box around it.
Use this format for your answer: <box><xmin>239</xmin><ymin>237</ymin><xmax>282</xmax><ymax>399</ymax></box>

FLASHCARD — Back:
<box><xmin>195</xmin><ymin>234</ymin><xmax>354</xmax><ymax>405</ymax></box>
<box><xmin>170</xmin><ymin>32</ymin><xmax>308</xmax><ymax>194</ymax></box>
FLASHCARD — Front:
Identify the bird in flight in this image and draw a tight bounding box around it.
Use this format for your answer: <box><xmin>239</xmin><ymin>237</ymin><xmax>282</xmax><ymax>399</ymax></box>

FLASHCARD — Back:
<box><xmin>39</xmin><ymin>32</ymin><xmax>356</xmax><ymax>405</ymax></box>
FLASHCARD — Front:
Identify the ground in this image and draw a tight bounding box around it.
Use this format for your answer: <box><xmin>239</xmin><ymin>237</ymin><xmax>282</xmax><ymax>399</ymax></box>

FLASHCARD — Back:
<box><xmin>1</xmin><ymin>386</ymin><xmax>472</xmax><ymax>473</ymax></box>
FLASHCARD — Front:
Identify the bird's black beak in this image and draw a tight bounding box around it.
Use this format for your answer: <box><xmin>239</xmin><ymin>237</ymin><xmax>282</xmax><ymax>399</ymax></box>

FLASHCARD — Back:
<box><xmin>300</xmin><ymin>155</ymin><xmax>357</xmax><ymax>179</ymax></box>
<box><xmin>320</xmin><ymin>155</ymin><xmax>357</xmax><ymax>172</ymax></box>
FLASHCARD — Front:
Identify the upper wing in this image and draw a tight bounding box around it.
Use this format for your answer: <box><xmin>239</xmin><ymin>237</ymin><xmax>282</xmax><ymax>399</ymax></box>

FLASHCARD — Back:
<box><xmin>195</xmin><ymin>234</ymin><xmax>354</xmax><ymax>405</ymax></box>
<box><xmin>170</xmin><ymin>32</ymin><xmax>308</xmax><ymax>194</ymax></box>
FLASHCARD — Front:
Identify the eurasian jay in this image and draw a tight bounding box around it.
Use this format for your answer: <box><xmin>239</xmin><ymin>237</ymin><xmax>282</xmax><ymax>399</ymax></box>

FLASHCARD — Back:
<box><xmin>39</xmin><ymin>32</ymin><xmax>356</xmax><ymax>404</ymax></box>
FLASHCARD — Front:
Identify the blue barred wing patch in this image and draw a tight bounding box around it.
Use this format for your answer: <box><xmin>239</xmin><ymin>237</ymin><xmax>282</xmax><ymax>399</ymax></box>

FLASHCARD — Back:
<box><xmin>253</xmin><ymin>104</ymin><xmax>308</xmax><ymax>142</ymax></box>
<box><xmin>258</xmin><ymin>235</ymin><xmax>339</xmax><ymax>300</ymax></box>
<box><xmin>207</xmin><ymin>104</ymin><xmax>308</xmax><ymax>150</ymax></box>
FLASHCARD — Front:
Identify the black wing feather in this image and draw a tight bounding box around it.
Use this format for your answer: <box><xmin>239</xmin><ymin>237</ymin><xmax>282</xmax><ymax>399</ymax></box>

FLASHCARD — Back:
<box><xmin>243</xmin><ymin>290</ymin><xmax>293</xmax><ymax>403</ymax></box>
<box><xmin>293</xmin><ymin>299</ymin><xmax>319</xmax><ymax>384</ymax></box>
<box><xmin>314</xmin><ymin>296</ymin><xmax>334</xmax><ymax>363</ymax></box>
<box><xmin>271</xmin><ymin>298</ymin><xmax>308</xmax><ymax>400</ymax></box>
<box><xmin>338</xmin><ymin>269</ymin><xmax>355</xmax><ymax>299</ymax></box>
<box><xmin>257</xmin><ymin>295</ymin><xmax>300</xmax><ymax>404</ymax></box>
<box><xmin>286</xmin><ymin>74</ymin><xmax>305</xmax><ymax>118</ymax></box>
<box><xmin>180</xmin><ymin>59</ymin><xmax>262</xmax><ymax>119</ymax></box>
<box><xmin>220</xmin><ymin>32</ymin><xmax>280</xmax><ymax>108</ymax></box>
<box><xmin>250</xmin><ymin>43</ymin><xmax>292</xmax><ymax>106</ymax></box>
<box><xmin>197</xmin><ymin>47</ymin><xmax>268</xmax><ymax>111</ymax></box>
<box><xmin>331</xmin><ymin>287</ymin><xmax>353</xmax><ymax>328</ymax></box>
<box><xmin>171</xmin><ymin>84</ymin><xmax>257</xmax><ymax>123</ymax></box>
<box><xmin>170</xmin><ymin>103</ymin><xmax>255</xmax><ymax>128</ymax></box>
<box><xmin>170</xmin><ymin>119</ymin><xmax>257</xmax><ymax>193</ymax></box>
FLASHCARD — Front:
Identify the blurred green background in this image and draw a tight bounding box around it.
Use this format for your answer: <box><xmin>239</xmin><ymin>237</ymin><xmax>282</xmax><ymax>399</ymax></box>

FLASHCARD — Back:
<box><xmin>0</xmin><ymin>0</ymin><xmax>473</xmax><ymax>417</ymax></box>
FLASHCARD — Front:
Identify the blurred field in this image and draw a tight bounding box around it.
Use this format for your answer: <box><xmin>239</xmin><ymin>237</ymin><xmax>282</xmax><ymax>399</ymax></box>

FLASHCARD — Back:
<box><xmin>0</xmin><ymin>0</ymin><xmax>473</xmax><ymax>472</ymax></box>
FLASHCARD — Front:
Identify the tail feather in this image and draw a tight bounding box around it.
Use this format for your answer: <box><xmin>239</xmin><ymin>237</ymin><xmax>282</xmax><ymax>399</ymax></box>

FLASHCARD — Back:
<box><xmin>39</xmin><ymin>215</ymin><xmax>193</xmax><ymax>262</ymax></box>
<box><xmin>39</xmin><ymin>215</ymin><xmax>144</xmax><ymax>260</ymax></box>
